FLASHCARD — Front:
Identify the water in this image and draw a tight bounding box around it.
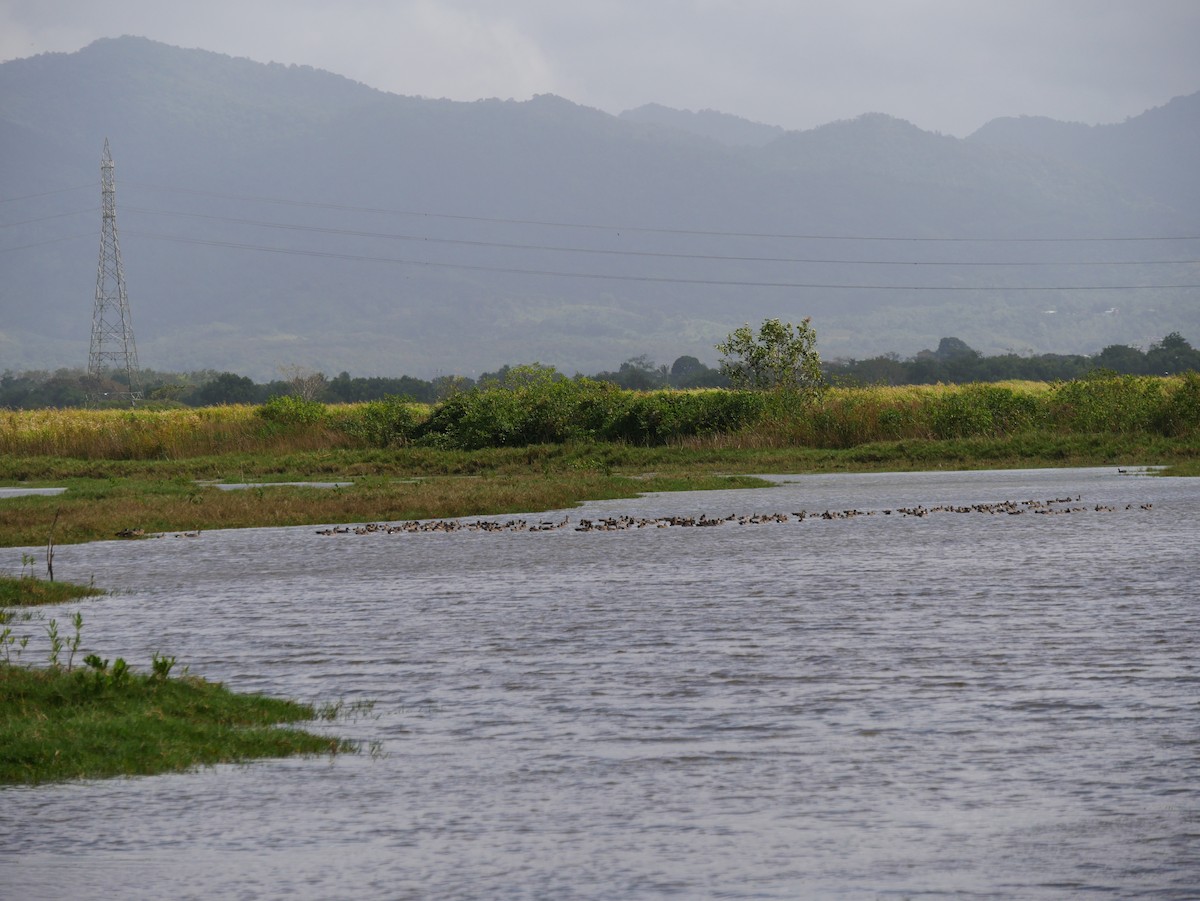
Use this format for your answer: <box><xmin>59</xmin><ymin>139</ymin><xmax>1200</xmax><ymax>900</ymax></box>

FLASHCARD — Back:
<box><xmin>2</xmin><ymin>467</ymin><xmax>1197</xmax><ymax>899</ymax></box>
<box><xmin>0</xmin><ymin>488</ymin><xmax>66</xmax><ymax>498</ymax></box>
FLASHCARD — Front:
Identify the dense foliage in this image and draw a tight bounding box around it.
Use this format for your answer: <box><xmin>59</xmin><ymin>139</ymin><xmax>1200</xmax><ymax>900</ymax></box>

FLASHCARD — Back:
<box><xmin>717</xmin><ymin>318</ymin><xmax>824</xmax><ymax>395</ymax></box>
<box><xmin>414</xmin><ymin>366</ymin><xmax>766</xmax><ymax>450</ymax></box>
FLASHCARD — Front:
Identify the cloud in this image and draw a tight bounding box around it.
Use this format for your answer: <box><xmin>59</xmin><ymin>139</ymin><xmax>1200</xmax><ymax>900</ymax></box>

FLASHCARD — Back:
<box><xmin>248</xmin><ymin>2</ymin><xmax>558</xmax><ymax>101</ymax></box>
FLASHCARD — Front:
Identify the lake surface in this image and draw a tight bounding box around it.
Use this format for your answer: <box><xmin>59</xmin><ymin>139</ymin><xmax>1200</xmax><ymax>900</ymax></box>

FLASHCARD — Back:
<box><xmin>2</xmin><ymin>467</ymin><xmax>1197</xmax><ymax>899</ymax></box>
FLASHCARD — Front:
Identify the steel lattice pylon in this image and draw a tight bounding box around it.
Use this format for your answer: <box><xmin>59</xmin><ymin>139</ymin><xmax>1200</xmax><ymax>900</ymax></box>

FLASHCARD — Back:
<box><xmin>89</xmin><ymin>138</ymin><xmax>142</xmax><ymax>403</ymax></box>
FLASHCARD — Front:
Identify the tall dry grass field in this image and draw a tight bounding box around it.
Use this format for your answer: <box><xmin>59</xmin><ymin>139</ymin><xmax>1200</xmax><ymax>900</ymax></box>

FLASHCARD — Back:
<box><xmin>0</xmin><ymin>406</ymin><xmax>359</xmax><ymax>460</ymax></box>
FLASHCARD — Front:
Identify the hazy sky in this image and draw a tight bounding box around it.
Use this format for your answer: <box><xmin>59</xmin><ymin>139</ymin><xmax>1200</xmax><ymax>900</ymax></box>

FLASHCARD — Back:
<box><xmin>2</xmin><ymin>0</ymin><xmax>1198</xmax><ymax>136</ymax></box>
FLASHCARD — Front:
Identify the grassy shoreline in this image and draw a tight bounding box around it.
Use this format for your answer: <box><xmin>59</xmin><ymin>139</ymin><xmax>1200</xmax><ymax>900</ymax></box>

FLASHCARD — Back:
<box><xmin>2</xmin><ymin>376</ymin><xmax>1196</xmax><ymax>547</ymax></box>
<box><xmin>0</xmin><ymin>573</ymin><xmax>106</xmax><ymax>606</ymax></box>
<box><xmin>1</xmin><ymin>598</ymin><xmax>356</xmax><ymax>784</ymax></box>
<box><xmin>1</xmin><ymin>433</ymin><xmax>1194</xmax><ymax>548</ymax></box>
<box><xmin>0</xmin><ymin>661</ymin><xmax>354</xmax><ymax>784</ymax></box>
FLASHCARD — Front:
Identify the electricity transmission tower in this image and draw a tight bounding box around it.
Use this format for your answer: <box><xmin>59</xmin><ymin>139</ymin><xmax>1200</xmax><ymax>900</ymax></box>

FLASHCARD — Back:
<box><xmin>88</xmin><ymin>138</ymin><xmax>142</xmax><ymax>404</ymax></box>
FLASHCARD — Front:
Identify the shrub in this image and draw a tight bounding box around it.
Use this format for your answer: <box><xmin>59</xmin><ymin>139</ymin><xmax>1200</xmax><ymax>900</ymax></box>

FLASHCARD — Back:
<box><xmin>927</xmin><ymin>385</ymin><xmax>1040</xmax><ymax>440</ymax></box>
<box><xmin>258</xmin><ymin>395</ymin><xmax>327</xmax><ymax>425</ymax></box>
<box><xmin>1048</xmin><ymin>375</ymin><xmax>1164</xmax><ymax>434</ymax></box>
<box><xmin>416</xmin><ymin>382</ymin><xmax>767</xmax><ymax>450</ymax></box>
<box><xmin>1154</xmin><ymin>373</ymin><xmax>1200</xmax><ymax>437</ymax></box>
<box><xmin>584</xmin><ymin>388</ymin><xmax>764</xmax><ymax>445</ymax></box>
<box><xmin>333</xmin><ymin>396</ymin><xmax>418</xmax><ymax>448</ymax></box>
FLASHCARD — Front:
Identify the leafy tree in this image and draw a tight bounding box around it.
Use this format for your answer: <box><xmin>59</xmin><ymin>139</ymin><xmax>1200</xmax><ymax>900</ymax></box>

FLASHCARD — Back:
<box><xmin>618</xmin><ymin>356</ymin><xmax>668</xmax><ymax>390</ymax></box>
<box><xmin>326</xmin><ymin>371</ymin><xmax>437</xmax><ymax>404</ymax></box>
<box><xmin>932</xmin><ymin>336</ymin><xmax>980</xmax><ymax>361</ymax></box>
<box><xmin>716</xmin><ymin>318</ymin><xmax>824</xmax><ymax>395</ymax></box>
<box><xmin>1094</xmin><ymin>343</ymin><xmax>1147</xmax><ymax>375</ymax></box>
<box><xmin>193</xmin><ymin>372</ymin><xmax>258</xmax><ymax>406</ymax></box>
<box><xmin>828</xmin><ymin>353</ymin><xmax>908</xmax><ymax>386</ymax></box>
<box><xmin>593</xmin><ymin>356</ymin><xmax>669</xmax><ymax>390</ymax></box>
<box><xmin>669</xmin><ymin>355</ymin><xmax>704</xmax><ymax>382</ymax></box>
<box><xmin>1146</xmin><ymin>332</ymin><xmax>1200</xmax><ymax>375</ymax></box>
<box><xmin>478</xmin><ymin>363</ymin><xmax>562</xmax><ymax>390</ymax></box>
<box><xmin>668</xmin><ymin>355</ymin><xmax>726</xmax><ymax>388</ymax></box>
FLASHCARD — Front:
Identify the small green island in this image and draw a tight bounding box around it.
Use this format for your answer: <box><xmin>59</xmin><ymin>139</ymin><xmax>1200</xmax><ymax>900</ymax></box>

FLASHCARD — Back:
<box><xmin>1</xmin><ymin>575</ymin><xmax>353</xmax><ymax>785</ymax></box>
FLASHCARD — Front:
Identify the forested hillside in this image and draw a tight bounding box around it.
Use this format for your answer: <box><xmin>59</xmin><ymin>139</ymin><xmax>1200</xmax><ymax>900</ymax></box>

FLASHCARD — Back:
<box><xmin>2</xmin><ymin>37</ymin><xmax>1197</xmax><ymax>380</ymax></box>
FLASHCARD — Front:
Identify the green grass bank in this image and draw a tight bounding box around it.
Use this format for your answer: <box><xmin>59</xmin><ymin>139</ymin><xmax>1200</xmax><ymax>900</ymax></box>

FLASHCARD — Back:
<box><xmin>0</xmin><ymin>573</ymin><xmax>106</xmax><ymax>607</ymax></box>
<box><xmin>0</xmin><ymin>660</ymin><xmax>353</xmax><ymax>784</ymax></box>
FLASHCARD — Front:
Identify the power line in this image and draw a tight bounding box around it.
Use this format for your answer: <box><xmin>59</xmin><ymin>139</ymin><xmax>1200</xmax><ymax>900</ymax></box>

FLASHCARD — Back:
<box><xmin>122</xmin><ymin>206</ymin><xmax>1200</xmax><ymax>267</ymax></box>
<box><xmin>0</xmin><ymin>232</ymin><xmax>95</xmax><ymax>253</ymax></box>
<box><xmin>123</xmin><ymin>180</ymin><xmax>1200</xmax><ymax>244</ymax></box>
<box><xmin>124</xmin><ymin>230</ymin><xmax>1200</xmax><ymax>291</ymax></box>
<box><xmin>0</xmin><ymin>208</ymin><xmax>99</xmax><ymax>229</ymax></box>
<box><xmin>0</xmin><ymin>183</ymin><xmax>94</xmax><ymax>204</ymax></box>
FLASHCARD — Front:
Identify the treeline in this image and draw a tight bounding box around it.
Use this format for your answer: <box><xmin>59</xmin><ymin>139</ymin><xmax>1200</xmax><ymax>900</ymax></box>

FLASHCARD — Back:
<box><xmin>2</xmin><ymin>333</ymin><xmax>1197</xmax><ymax>410</ymax></box>
<box><xmin>829</xmin><ymin>333</ymin><xmax>1200</xmax><ymax>385</ymax></box>
<box><xmin>0</xmin><ymin>356</ymin><xmax>726</xmax><ymax>409</ymax></box>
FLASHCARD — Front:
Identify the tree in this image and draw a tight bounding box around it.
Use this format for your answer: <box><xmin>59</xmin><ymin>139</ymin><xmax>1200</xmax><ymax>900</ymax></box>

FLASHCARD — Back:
<box><xmin>278</xmin><ymin>365</ymin><xmax>328</xmax><ymax>402</ymax></box>
<box><xmin>668</xmin><ymin>355</ymin><xmax>725</xmax><ymax>388</ymax></box>
<box><xmin>932</xmin><ymin>336</ymin><xmax>980</xmax><ymax>361</ymax></box>
<box><xmin>193</xmin><ymin>372</ymin><xmax>257</xmax><ymax>406</ymax></box>
<box><xmin>1146</xmin><ymin>332</ymin><xmax>1200</xmax><ymax>375</ymax></box>
<box><xmin>1094</xmin><ymin>343</ymin><xmax>1147</xmax><ymax>375</ymax></box>
<box><xmin>716</xmin><ymin>318</ymin><xmax>824</xmax><ymax>395</ymax></box>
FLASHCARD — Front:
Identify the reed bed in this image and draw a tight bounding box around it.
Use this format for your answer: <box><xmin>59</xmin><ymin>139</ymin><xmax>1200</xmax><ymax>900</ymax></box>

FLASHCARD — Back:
<box><xmin>0</xmin><ymin>403</ymin><xmax>393</xmax><ymax>459</ymax></box>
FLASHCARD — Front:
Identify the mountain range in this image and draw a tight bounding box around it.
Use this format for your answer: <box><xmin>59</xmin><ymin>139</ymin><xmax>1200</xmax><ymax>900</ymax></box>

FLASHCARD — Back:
<box><xmin>2</xmin><ymin>36</ymin><xmax>1197</xmax><ymax>380</ymax></box>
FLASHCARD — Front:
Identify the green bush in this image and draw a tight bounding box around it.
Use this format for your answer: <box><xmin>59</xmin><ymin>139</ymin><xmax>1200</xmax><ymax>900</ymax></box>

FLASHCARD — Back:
<box><xmin>1048</xmin><ymin>375</ymin><xmax>1164</xmax><ymax>434</ymax></box>
<box><xmin>1154</xmin><ymin>373</ymin><xmax>1200</xmax><ymax>437</ymax></box>
<box><xmin>415</xmin><ymin>388</ymin><xmax>526</xmax><ymax>449</ymax></box>
<box><xmin>416</xmin><ymin>381</ymin><xmax>767</xmax><ymax>450</ymax></box>
<box><xmin>604</xmin><ymin>391</ymin><xmax>761</xmax><ymax>444</ymax></box>
<box><xmin>258</xmin><ymin>395</ymin><xmax>327</xmax><ymax>425</ymax></box>
<box><xmin>333</xmin><ymin>396</ymin><xmax>418</xmax><ymax>448</ymax></box>
<box><xmin>927</xmin><ymin>385</ymin><xmax>1040</xmax><ymax>440</ymax></box>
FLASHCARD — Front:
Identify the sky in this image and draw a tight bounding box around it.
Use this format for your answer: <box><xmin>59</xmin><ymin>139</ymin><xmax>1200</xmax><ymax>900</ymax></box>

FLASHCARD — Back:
<box><xmin>1</xmin><ymin>0</ymin><xmax>1199</xmax><ymax>137</ymax></box>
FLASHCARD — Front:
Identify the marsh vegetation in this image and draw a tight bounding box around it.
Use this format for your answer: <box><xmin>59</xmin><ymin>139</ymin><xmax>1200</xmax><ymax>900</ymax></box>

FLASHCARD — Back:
<box><xmin>1</xmin><ymin>373</ymin><xmax>1196</xmax><ymax>547</ymax></box>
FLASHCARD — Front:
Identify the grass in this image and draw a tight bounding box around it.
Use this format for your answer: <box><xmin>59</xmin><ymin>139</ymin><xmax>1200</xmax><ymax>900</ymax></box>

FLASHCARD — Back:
<box><xmin>0</xmin><ymin>573</ymin><xmax>106</xmax><ymax>607</ymax></box>
<box><xmin>0</xmin><ymin>661</ymin><xmax>353</xmax><ymax>784</ymax></box>
<box><xmin>1161</xmin><ymin>458</ymin><xmax>1200</xmax><ymax>476</ymax></box>
<box><xmin>0</xmin><ymin>404</ymin><xmax>363</xmax><ymax>459</ymax></box>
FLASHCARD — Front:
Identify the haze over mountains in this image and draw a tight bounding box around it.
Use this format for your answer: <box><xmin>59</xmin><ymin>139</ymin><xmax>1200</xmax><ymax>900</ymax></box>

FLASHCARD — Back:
<box><xmin>2</xmin><ymin>36</ymin><xmax>1197</xmax><ymax>380</ymax></box>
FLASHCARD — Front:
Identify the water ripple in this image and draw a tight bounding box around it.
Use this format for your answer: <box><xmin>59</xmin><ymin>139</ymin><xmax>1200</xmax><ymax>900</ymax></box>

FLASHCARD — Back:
<box><xmin>1</xmin><ymin>467</ymin><xmax>1197</xmax><ymax>899</ymax></box>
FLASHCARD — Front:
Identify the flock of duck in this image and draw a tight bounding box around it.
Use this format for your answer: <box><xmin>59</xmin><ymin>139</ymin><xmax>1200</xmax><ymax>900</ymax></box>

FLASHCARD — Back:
<box><xmin>313</xmin><ymin>495</ymin><xmax>1152</xmax><ymax>537</ymax></box>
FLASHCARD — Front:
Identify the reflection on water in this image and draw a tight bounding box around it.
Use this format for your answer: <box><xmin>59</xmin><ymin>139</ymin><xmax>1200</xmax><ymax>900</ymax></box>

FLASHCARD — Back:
<box><xmin>2</xmin><ymin>468</ymin><xmax>1197</xmax><ymax>900</ymax></box>
<box><xmin>204</xmin><ymin>481</ymin><xmax>354</xmax><ymax>491</ymax></box>
<box><xmin>0</xmin><ymin>487</ymin><xmax>67</xmax><ymax>498</ymax></box>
